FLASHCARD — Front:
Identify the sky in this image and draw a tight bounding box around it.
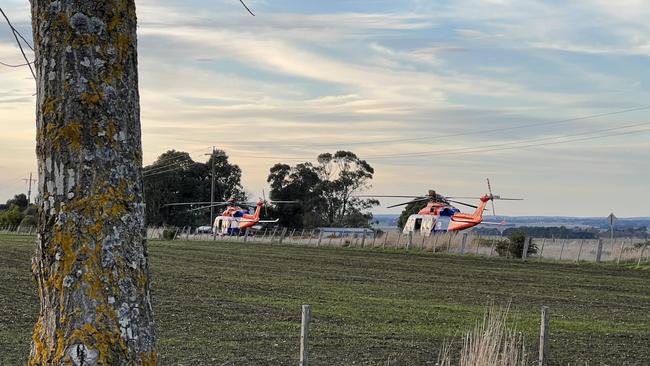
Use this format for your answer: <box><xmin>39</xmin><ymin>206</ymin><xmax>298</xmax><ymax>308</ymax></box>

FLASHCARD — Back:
<box><xmin>1</xmin><ymin>0</ymin><xmax>649</xmax><ymax>217</ymax></box>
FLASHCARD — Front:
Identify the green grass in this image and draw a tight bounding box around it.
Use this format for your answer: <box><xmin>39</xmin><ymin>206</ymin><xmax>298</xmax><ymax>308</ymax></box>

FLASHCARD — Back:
<box><xmin>1</xmin><ymin>234</ymin><xmax>649</xmax><ymax>365</ymax></box>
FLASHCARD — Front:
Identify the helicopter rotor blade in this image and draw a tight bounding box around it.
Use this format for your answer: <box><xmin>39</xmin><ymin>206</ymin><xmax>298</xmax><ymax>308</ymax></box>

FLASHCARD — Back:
<box><xmin>447</xmin><ymin>199</ymin><xmax>479</xmax><ymax>209</ymax></box>
<box><xmin>487</xmin><ymin>178</ymin><xmax>496</xmax><ymax>216</ymax></box>
<box><xmin>356</xmin><ymin>195</ymin><xmax>424</xmax><ymax>198</ymax></box>
<box><xmin>386</xmin><ymin>197</ymin><xmax>430</xmax><ymax>209</ymax></box>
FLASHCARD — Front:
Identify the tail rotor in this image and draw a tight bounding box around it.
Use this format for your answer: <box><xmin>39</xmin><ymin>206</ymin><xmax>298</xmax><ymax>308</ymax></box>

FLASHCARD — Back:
<box><xmin>487</xmin><ymin>178</ymin><xmax>496</xmax><ymax>216</ymax></box>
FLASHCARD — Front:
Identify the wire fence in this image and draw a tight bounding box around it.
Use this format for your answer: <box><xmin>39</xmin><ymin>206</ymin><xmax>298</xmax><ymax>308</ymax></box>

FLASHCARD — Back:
<box><xmin>144</xmin><ymin>227</ymin><xmax>650</xmax><ymax>266</ymax></box>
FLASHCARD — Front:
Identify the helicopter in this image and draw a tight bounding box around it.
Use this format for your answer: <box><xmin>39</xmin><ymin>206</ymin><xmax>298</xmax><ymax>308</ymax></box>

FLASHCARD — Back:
<box><xmin>359</xmin><ymin>179</ymin><xmax>522</xmax><ymax>236</ymax></box>
<box><xmin>163</xmin><ymin>196</ymin><xmax>295</xmax><ymax>236</ymax></box>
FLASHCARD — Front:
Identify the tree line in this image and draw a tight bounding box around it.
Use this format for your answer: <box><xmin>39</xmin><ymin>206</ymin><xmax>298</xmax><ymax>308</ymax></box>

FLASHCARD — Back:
<box><xmin>143</xmin><ymin>149</ymin><xmax>379</xmax><ymax>228</ymax></box>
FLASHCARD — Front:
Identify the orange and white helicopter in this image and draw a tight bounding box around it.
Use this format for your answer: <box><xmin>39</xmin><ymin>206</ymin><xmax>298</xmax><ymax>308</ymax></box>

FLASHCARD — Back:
<box><xmin>360</xmin><ymin>179</ymin><xmax>521</xmax><ymax>236</ymax></box>
<box><xmin>164</xmin><ymin>196</ymin><xmax>294</xmax><ymax>236</ymax></box>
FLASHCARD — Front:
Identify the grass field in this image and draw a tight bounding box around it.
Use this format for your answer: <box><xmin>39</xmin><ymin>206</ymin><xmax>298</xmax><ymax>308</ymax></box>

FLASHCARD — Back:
<box><xmin>1</xmin><ymin>234</ymin><xmax>649</xmax><ymax>365</ymax></box>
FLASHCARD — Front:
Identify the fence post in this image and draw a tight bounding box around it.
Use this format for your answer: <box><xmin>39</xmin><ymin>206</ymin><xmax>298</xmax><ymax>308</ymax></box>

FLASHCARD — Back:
<box><xmin>559</xmin><ymin>239</ymin><xmax>566</xmax><ymax>261</ymax></box>
<box><xmin>489</xmin><ymin>238</ymin><xmax>496</xmax><ymax>257</ymax></box>
<box><xmin>539</xmin><ymin>306</ymin><xmax>550</xmax><ymax>366</ymax></box>
<box><xmin>406</xmin><ymin>232</ymin><xmax>412</xmax><ymax>250</ymax></box>
<box><xmin>278</xmin><ymin>228</ymin><xmax>287</xmax><ymax>244</ymax></box>
<box><xmin>382</xmin><ymin>231</ymin><xmax>388</xmax><ymax>249</ymax></box>
<box><xmin>460</xmin><ymin>233</ymin><xmax>467</xmax><ymax>254</ymax></box>
<box><xmin>539</xmin><ymin>238</ymin><xmax>546</xmax><ymax>259</ymax></box>
<box><xmin>244</xmin><ymin>229</ymin><xmax>249</xmax><ymax>242</ymax></box>
<box><xmin>317</xmin><ymin>231</ymin><xmax>323</xmax><ymax>246</ymax></box>
<box><xmin>576</xmin><ymin>239</ymin><xmax>584</xmax><ymax>262</ymax></box>
<box><xmin>522</xmin><ymin>237</ymin><xmax>531</xmax><ymax>261</ymax></box>
<box><xmin>617</xmin><ymin>238</ymin><xmax>626</xmax><ymax>265</ymax></box>
<box><xmin>361</xmin><ymin>232</ymin><xmax>367</xmax><ymax>248</ymax></box>
<box><xmin>420</xmin><ymin>234</ymin><xmax>426</xmax><ymax>250</ymax></box>
<box><xmin>474</xmin><ymin>235</ymin><xmax>480</xmax><ymax>255</ymax></box>
<box><xmin>300</xmin><ymin>304</ymin><xmax>312</xmax><ymax>366</ymax></box>
<box><xmin>638</xmin><ymin>244</ymin><xmax>648</xmax><ymax>267</ymax></box>
<box><xmin>596</xmin><ymin>238</ymin><xmax>603</xmax><ymax>263</ymax></box>
<box><xmin>372</xmin><ymin>231</ymin><xmax>377</xmax><ymax>247</ymax></box>
<box><xmin>308</xmin><ymin>230</ymin><xmax>314</xmax><ymax>246</ymax></box>
<box><xmin>433</xmin><ymin>233</ymin><xmax>439</xmax><ymax>253</ymax></box>
<box><xmin>396</xmin><ymin>231</ymin><xmax>402</xmax><ymax>249</ymax></box>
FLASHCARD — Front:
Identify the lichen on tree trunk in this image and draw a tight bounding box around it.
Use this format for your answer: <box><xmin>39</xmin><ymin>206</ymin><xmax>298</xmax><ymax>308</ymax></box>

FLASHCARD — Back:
<box><xmin>29</xmin><ymin>0</ymin><xmax>156</xmax><ymax>364</ymax></box>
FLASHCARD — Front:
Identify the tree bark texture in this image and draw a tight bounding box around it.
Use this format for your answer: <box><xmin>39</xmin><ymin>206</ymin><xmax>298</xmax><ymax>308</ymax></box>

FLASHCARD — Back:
<box><xmin>29</xmin><ymin>1</ymin><xmax>156</xmax><ymax>364</ymax></box>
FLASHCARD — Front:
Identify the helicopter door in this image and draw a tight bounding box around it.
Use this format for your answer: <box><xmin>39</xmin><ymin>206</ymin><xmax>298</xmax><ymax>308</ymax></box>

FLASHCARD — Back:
<box><xmin>421</xmin><ymin>216</ymin><xmax>435</xmax><ymax>236</ymax></box>
<box><xmin>414</xmin><ymin>218</ymin><xmax>422</xmax><ymax>233</ymax></box>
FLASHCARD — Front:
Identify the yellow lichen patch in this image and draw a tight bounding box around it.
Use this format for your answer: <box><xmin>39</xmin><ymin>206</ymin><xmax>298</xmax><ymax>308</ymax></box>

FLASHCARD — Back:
<box><xmin>116</xmin><ymin>33</ymin><xmax>131</xmax><ymax>61</ymax></box>
<box><xmin>58</xmin><ymin>122</ymin><xmax>83</xmax><ymax>150</ymax></box>
<box><xmin>28</xmin><ymin>318</ymin><xmax>48</xmax><ymax>366</ymax></box>
<box><xmin>140</xmin><ymin>352</ymin><xmax>159</xmax><ymax>366</ymax></box>
<box><xmin>42</xmin><ymin>97</ymin><xmax>58</xmax><ymax>116</ymax></box>
<box><xmin>81</xmin><ymin>91</ymin><xmax>103</xmax><ymax>105</ymax></box>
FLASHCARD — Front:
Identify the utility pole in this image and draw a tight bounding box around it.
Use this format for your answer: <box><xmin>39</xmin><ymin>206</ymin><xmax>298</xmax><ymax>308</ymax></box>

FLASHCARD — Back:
<box><xmin>205</xmin><ymin>147</ymin><xmax>216</xmax><ymax>226</ymax></box>
<box><xmin>23</xmin><ymin>172</ymin><xmax>36</xmax><ymax>204</ymax></box>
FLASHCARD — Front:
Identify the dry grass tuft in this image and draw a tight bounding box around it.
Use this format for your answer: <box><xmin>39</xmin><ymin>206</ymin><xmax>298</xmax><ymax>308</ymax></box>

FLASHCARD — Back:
<box><xmin>438</xmin><ymin>304</ymin><xmax>527</xmax><ymax>366</ymax></box>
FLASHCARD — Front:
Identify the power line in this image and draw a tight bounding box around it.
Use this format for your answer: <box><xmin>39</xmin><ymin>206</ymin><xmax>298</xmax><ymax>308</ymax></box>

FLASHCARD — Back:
<box><xmin>224</xmin><ymin>121</ymin><xmax>650</xmax><ymax>161</ymax></box>
<box><xmin>0</xmin><ymin>7</ymin><xmax>35</xmax><ymax>80</ymax></box>
<box><xmin>142</xmin><ymin>166</ymin><xmax>185</xmax><ymax>178</ymax></box>
<box><xmin>364</xmin><ymin>121</ymin><xmax>650</xmax><ymax>159</ymax></box>
<box><xmin>0</xmin><ymin>60</ymin><xmax>33</xmax><ymax>68</ymax></box>
<box><xmin>143</xmin><ymin>157</ymin><xmax>193</xmax><ymax>175</ymax></box>
<box><xmin>210</xmin><ymin>105</ymin><xmax>650</xmax><ymax>149</ymax></box>
<box><xmin>144</xmin><ymin>146</ymin><xmax>211</xmax><ymax>166</ymax></box>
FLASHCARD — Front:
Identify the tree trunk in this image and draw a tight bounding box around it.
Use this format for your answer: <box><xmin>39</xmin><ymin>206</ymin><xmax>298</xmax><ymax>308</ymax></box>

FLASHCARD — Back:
<box><xmin>29</xmin><ymin>1</ymin><xmax>156</xmax><ymax>364</ymax></box>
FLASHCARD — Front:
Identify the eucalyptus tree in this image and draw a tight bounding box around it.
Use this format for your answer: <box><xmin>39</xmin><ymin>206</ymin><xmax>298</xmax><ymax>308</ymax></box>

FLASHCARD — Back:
<box><xmin>29</xmin><ymin>1</ymin><xmax>156</xmax><ymax>364</ymax></box>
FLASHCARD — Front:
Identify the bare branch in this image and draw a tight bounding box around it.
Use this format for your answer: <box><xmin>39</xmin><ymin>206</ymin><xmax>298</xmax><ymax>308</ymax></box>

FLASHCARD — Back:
<box><xmin>239</xmin><ymin>0</ymin><xmax>256</xmax><ymax>16</ymax></box>
<box><xmin>0</xmin><ymin>7</ymin><xmax>36</xmax><ymax>80</ymax></box>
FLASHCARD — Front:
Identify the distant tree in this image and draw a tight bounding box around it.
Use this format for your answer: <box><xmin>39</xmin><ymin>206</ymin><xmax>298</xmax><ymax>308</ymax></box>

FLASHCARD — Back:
<box><xmin>143</xmin><ymin>149</ymin><xmax>245</xmax><ymax>226</ymax></box>
<box><xmin>6</xmin><ymin>193</ymin><xmax>28</xmax><ymax>211</ymax></box>
<box><xmin>496</xmin><ymin>230</ymin><xmax>538</xmax><ymax>258</ymax></box>
<box><xmin>267</xmin><ymin>151</ymin><xmax>378</xmax><ymax>228</ymax></box>
<box><xmin>0</xmin><ymin>206</ymin><xmax>24</xmax><ymax>227</ymax></box>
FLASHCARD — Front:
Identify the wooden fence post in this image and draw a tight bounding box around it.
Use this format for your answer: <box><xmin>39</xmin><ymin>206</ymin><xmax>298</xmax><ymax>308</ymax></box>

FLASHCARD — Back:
<box><xmin>539</xmin><ymin>238</ymin><xmax>546</xmax><ymax>259</ymax></box>
<box><xmin>489</xmin><ymin>238</ymin><xmax>495</xmax><ymax>257</ymax></box>
<box><xmin>317</xmin><ymin>231</ymin><xmax>323</xmax><ymax>246</ymax></box>
<box><xmin>617</xmin><ymin>238</ymin><xmax>626</xmax><ymax>265</ymax></box>
<box><xmin>522</xmin><ymin>237</ymin><xmax>531</xmax><ymax>261</ymax></box>
<box><xmin>361</xmin><ymin>232</ymin><xmax>367</xmax><ymax>248</ymax></box>
<box><xmin>460</xmin><ymin>233</ymin><xmax>467</xmax><ymax>254</ymax></box>
<box><xmin>278</xmin><ymin>228</ymin><xmax>287</xmax><ymax>244</ymax></box>
<box><xmin>576</xmin><ymin>239</ymin><xmax>584</xmax><ymax>262</ymax></box>
<box><xmin>382</xmin><ymin>231</ymin><xmax>388</xmax><ymax>249</ymax></box>
<box><xmin>300</xmin><ymin>304</ymin><xmax>312</xmax><ymax>366</ymax></box>
<box><xmin>406</xmin><ymin>232</ymin><xmax>412</xmax><ymax>250</ymax></box>
<box><xmin>396</xmin><ymin>231</ymin><xmax>402</xmax><ymax>249</ymax></box>
<box><xmin>638</xmin><ymin>244</ymin><xmax>647</xmax><ymax>267</ymax></box>
<box><xmin>433</xmin><ymin>233</ymin><xmax>439</xmax><ymax>253</ymax></box>
<box><xmin>372</xmin><ymin>231</ymin><xmax>377</xmax><ymax>247</ymax></box>
<box><xmin>559</xmin><ymin>239</ymin><xmax>566</xmax><ymax>260</ymax></box>
<box><xmin>539</xmin><ymin>306</ymin><xmax>550</xmax><ymax>366</ymax></box>
<box><xmin>244</xmin><ymin>229</ymin><xmax>249</xmax><ymax>242</ymax></box>
<box><xmin>596</xmin><ymin>238</ymin><xmax>603</xmax><ymax>263</ymax></box>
